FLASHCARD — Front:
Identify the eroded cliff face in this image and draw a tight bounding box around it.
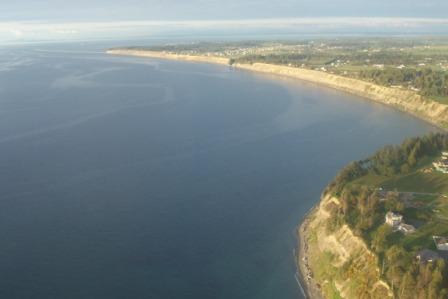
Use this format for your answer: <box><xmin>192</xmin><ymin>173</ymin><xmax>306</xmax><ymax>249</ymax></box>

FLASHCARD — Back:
<box><xmin>236</xmin><ymin>63</ymin><xmax>448</xmax><ymax>129</ymax></box>
<box><xmin>301</xmin><ymin>194</ymin><xmax>393</xmax><ymax>299</ymax></box>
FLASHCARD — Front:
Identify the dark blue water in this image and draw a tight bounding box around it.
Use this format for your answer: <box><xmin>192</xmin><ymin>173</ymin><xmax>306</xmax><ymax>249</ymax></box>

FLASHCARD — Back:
<box><xmin>0</xmin><ymin>43</ymin><xmax>437</xmax><ymax>299</ymax></box>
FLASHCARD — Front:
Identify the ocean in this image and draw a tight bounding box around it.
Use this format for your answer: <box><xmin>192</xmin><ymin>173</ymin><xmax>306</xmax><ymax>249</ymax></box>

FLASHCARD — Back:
<box><xmin>0</xmin><ymin>42</ymin><xmax>437</xmax><ymax>298</ymax></box>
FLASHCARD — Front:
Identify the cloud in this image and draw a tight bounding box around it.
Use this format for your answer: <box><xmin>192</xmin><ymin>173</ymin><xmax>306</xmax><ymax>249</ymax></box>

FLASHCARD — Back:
<box><xmin>1</xmin><ymin>18</ymin><xmax>448</xmax><ymax>42</ymax></box>
<box><xmin>9</xmin><ymin>29</ymin><xmax>24</xmax><ymax>38</ymax></box>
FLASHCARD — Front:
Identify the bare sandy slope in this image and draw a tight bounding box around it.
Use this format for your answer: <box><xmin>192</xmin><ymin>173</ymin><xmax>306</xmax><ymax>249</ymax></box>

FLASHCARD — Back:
<box><xmin>300</xmin><ymin>194</ymin><xmax>393</xmax><ymax>299</ymax></box>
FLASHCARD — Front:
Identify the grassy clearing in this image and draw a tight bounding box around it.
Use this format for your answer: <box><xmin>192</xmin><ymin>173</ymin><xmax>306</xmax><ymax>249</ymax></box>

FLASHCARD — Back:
<box><xmin>349</xmin><ymin>174</ymin><xmax>388</xmax><ymax>188</ymax></box>
<box><xmin>349</xmin><ymin>155</ymin><xmax>448</xmax><ymax>195</ymax></box>
<box><xmin>381</xmin><ymin>172</ymin><xmax>448</xmax><ymax>194</ymax></box>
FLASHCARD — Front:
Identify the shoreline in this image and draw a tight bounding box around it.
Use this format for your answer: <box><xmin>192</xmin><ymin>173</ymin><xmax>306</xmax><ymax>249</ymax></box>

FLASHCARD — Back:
<box><xmin>106</xmin><ymin>49</ymin><xmax>230</xmax><ymax>66</ymax></box>
<box><xmin>107</xmin><ymin>49</ymin><xmax>448</xmax><ymax>132</ymax></box>
<box><xmin>107</xmin><ymin>49</ymin><xmax>326</xmax><ymax>298</ymax></box>
<box><xmin>107</xmin><ymin>49</ymin><xmax>448</xmax><ymax>299</ymax></box>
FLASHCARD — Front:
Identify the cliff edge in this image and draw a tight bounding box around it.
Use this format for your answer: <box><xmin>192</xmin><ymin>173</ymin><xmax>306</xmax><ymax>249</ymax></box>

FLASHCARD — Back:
<box><xmin>299</xmin><ymin>194</ymin><xmax>393</xmax><ymax>299</ymax></box>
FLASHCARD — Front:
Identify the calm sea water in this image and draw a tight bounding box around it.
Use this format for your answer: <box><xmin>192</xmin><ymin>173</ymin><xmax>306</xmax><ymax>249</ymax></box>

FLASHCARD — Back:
<box><xmin>0</xmin><ymin>43</ymin><xmax>437</xmax><ymax>299</ymax></box>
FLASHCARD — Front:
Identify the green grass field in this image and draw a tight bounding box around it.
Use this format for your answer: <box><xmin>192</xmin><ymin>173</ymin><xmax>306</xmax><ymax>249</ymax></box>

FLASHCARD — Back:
<box><xmin>349</xmin><ymin>155</ymin><xmax>448</xmax><ymax>195</ymax></box>
<box><xmin>381</xmin><ymin>172</ymin><xmax>448</xmax><ymax>194</ymax></box>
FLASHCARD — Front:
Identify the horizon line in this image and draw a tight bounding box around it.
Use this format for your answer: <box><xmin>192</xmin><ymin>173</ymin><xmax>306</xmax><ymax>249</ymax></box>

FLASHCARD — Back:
<box><xmin>2</xmin><ymin>17</ymin><xmax>448</xmax><ymax>42</ymax></box>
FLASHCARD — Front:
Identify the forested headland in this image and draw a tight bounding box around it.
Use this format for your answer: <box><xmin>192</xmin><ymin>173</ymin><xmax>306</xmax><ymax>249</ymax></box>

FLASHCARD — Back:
<box><xmin>323</xmin><ymin>133</ymin><xmax>448</xmax><ymax>298</ymax></box>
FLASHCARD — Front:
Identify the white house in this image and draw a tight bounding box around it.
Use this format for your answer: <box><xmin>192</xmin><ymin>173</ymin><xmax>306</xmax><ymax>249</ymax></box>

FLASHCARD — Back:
<box><xmin>385</xmin><ymin>212</ymin><xmax>403</xmax><ymax>228</ymax></box>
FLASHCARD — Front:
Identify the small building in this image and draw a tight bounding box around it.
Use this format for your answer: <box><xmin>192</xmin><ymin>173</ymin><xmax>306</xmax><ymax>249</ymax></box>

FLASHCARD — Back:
<box><xmin>433</xmin><ymin>160</ymin><xmax>448</xmax><ymax>174</ymax></box>
<box><xmin>433</xmin><ymin>236</ymin><xmax>448</xmax><ymax>251</ymax></box>
<box><xmin>385</xmin><ymin>212</ymin><xmax>403</xmax><ymax>227</ymax></box>
<box><xmin>416</xmin><ymin>249</ymin><xmax>441</xmax><ymax>263</ymax></box>
<box><xmin>398</xmin><ymin>223</ymin><xmax>416</xmax><ymax>234</ymax></box>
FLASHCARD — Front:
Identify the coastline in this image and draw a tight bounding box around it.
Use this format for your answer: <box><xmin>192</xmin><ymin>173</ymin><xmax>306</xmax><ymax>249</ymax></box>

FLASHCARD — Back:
<box><xmin>107</xmin><ymin>49</ymin><xmax>448</xmax><ymax>132</ymax></box>
<box><xmin>107</xmin><ymin>49</ymin><xmax>447</xmax><ymax>299</ymax></box>
<box><xmin>106</xmin><ymin>49</ymin><xmax>230</xmax><ymax>66</ymax></box>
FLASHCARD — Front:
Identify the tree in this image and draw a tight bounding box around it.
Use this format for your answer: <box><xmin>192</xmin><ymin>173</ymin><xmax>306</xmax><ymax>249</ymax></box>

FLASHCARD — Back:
<box><xmin>372</xmin><ymin>224</ymin><xmax>392</xmax><ymax>253</ymax></box>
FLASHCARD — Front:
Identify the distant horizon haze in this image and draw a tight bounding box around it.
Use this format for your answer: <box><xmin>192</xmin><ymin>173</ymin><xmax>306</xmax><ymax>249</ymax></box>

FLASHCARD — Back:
<box><xmin>1</xmin><ymin>0</ymin><xmax>448</xmax><ymax>43</ymax></box>
<box><xmin>2</xmin><ymin>17</ymin><xmax>448</xmax><ymax>44</ymax></box>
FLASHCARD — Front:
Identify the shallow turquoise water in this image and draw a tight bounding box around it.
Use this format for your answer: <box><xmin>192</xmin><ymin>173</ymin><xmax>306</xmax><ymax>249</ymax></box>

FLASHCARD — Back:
<box><xmin>0</xmin><ymin>43</ymin><xmax>437</xmax><ymax>298</ymax></box>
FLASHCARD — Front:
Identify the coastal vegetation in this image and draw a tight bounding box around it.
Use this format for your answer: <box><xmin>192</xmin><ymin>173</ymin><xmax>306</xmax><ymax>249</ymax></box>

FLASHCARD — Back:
<box><xmin>322</xmin><ymin>133</ymin><xmax>448</xmax><ymax>298</ymax></box>
<box><xmin>358</xmin><ymin>68</ymin><xmax>448</xmax><ymax>101</ymax></box>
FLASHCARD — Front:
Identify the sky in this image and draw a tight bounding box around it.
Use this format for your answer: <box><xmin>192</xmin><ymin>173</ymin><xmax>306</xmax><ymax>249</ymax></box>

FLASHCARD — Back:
<box><xmin>1</xmin><ymin>0</ymin><xmax>448</xmax><ymax>42</ymax></box>
<box><xmin>2</xmin><ymin>0</ymin><xmax>448</xmax><ymax>21</ymax></box>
